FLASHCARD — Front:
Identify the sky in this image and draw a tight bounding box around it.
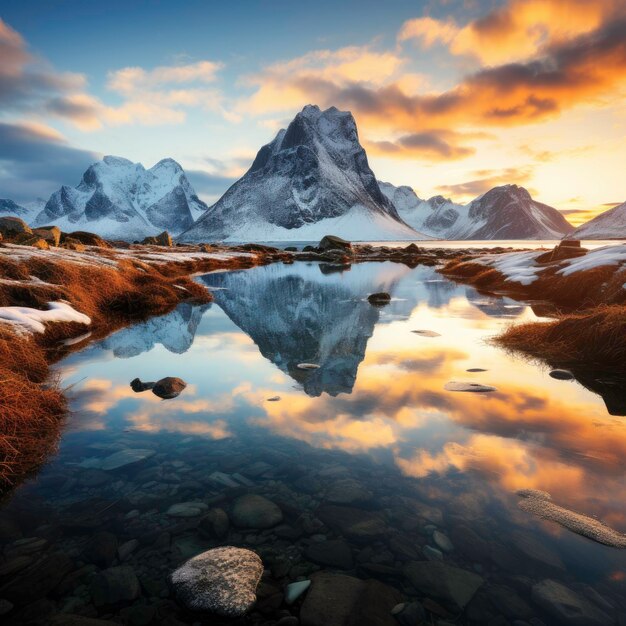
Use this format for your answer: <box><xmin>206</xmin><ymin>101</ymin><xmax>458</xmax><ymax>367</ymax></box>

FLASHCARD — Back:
<box><xmin>1</xmin><ymin>0</ymin><xmax>625</xmax><ymax>224</ymax></box>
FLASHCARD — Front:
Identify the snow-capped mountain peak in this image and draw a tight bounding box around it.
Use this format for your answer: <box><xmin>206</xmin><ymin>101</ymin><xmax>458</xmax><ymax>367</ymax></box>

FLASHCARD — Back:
<box><xmin>33</xmin><ymin>155</ymin><xmax>208</xmax><ymax>240</ymax></box>
<box><xmin>180</xmin><ymin>105</ymin><xmax>426</xmax><ymax>242</ymax></box>
<box><xmin>570</xmin><ymin>201</ymin><xmax>626</xmax><ymax>239</ymax></box>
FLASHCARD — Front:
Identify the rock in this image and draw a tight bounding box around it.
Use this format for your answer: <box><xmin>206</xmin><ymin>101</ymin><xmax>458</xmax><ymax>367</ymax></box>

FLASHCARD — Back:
<box><xmin>130</xmin><ymin>378</ymin><xmax>155</xmax><ymax>392</ymax></box>
<box><xmin>300</xmin><ymin>572</ymin><xmax>400</xmax><ymax>626</ymax></box>
<box><xmin>285</xmin><ymin>579</ymin><xmax>311</xmax><ymax>604</ymax></box>
<box><xmin>367</xmin><ymin>292</ymin><xmax>391</xmax><ymax>306</ymax></box>
<box><xmin>267</xmin><ymin>395</ymin><xmax>281</xmax><ymax>401</ymax></box>
<box><xmin>199</xmin><ymin>508</ymin><xmax>230</xmax><ymax>539</ymax></box>
<box><xmin>117</xmin><ymin>539</ymin><xmax>139</xmax><ymax>561</ymax></box>
<box><xmin>12</xmin><ymin>233</ymin><xmax>49</xmax><ymax>248</ymax></box>
<box><xmin>61</xmin><ymin>238</ymin><xmax>86</xmax><ymax>251</ymax></box>
<box><xmin>549</xmin><ymin>369</ymin><xmax>574</xmax><ymax>380</ymax></box>
<box><xmin>231</xmin><ymin>494</ymin><xmax>283</xmax><ymax>529</ymax></box>
<box><xmin>0</xmin><ymin>216</ymin><xmax>31</xmax><ymax>237</ymax></box>
<box><xmin>305</xmin><ymin>539</ymin><xmax>354</xmax><ymax>569</ymax></box>
<box><xmin>403</xmin><ymin>561</ymin><xmax>483</xmax><ymax>610</ymax></box>
<box><xmin>510</xmin><ymin>530</ymin><xmax>564</xmax><ymax>569</ymax></box>
<box><xmin>297</xmin><ymin>363</ymin><xmax>320</xmax><ymax>370</ymax></box>
<box><xmin>433</xmin><ymin>530</ymin><xmax>454</xmax><ymax>553</ymax></box>
<box><xmin>80</xmin><ymin>448</ymin><xmax>156</xmax><ymax>471</ymax></box>
<box><xmin>316</xmin><ymin>504</ymin><xmax>387</xmax><ymax>543</ymax></box>
<box><xmin>0</xmin><ymin>552</ymin><xmax>73</xmax><ymax>605</ymax></box>
<box><xmin>536</xmin><ymin>240</ymin><xmax>587</xmax><ymax>263</ymax></box>
<box><xmin>466</xmin><ymin>368</ymin><xmax>487</xmax><ymax>372</ymax></box>
<box><xmin>170</xmin><ymin>546</ymin><xmax>263</xmax><ymax>617</ymax></box>
<box><xmin>90</xmin><ymin>565</ymin><xmax>140</xmax><ymax>607</ymax></box>
<box><xmin>0</xmin><ymin>599</ymin><xmax>14</xmax><ymax>616</ymax></box>
<box><xmin>82</xmin><ymin>531</ymin><xmax>118</xmax><ymax>567</ymax></box>
<box><xmin>444</xmin><ymin>381</ymin><xmax>497</xmax><ymax>393</ymax></box>
<box><xmin>167</xmin><ymin>501</ymin><xmax>209</xmax><ymax>517</ymax></box>
<box><xmin>50</xmin><ymin>614</ymin><xmax>117</xmax><ymax>625</ymax></box>
<box><xmin>143</xmin><ymin>231</ymin><xmax>172</xmax><ymax>246</ymax></box>
<box><xmin>152</xmin><ymin>376</ymin><xmax>187</xmax><ymax>399</ymax></box>
<box><xmin>412</xmin><ymin>329</ymin><xmax>441</xmax><ymax>337</ymax></box>
<box><xmin>393</xmin><ymin>601</ymin><xmax>427</xmax><ymax>626</ymax></box>
<box><xmin>318</xmin><ymin>235</ymin><xmax>352</xmax><ymax>253</ymax></box>
<box><xmin>423</xmin><ymin>545</ymin><xmax>443</xmax><ymax>561</ymax></box>
<box><xmin>66</xmin><ymin>231</ymin><xmax>112</xmax><ymax>248</ymax></box>
<box><xmin>0</xmin><ymin>556</ymin><xmax>33</xmax><ymax>576</ymax></box>
<box><xmin>531</xmin><ymin>579</ymin><xmax>610</xmax><ymax>625</ymax></box>
<box><xmin>325</xmin><ymin>478</ymin><xmax>372</xmax><ymax>505</ymax></box>
<box><xmin>32</xmin><ymin>225</ymin><xmax>61</xmax><ymax>246</ymax></box>
<box><xmin>485</xmin><ymin>584</ymin><xmax>534</xmax><ymax>620</ymax></box>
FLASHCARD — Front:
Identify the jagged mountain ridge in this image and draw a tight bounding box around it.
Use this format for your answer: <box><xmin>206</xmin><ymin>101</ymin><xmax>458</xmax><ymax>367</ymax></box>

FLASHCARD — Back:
<box><xmin>181</xmin><ymin>105</ymin><xmax>425</xmax><ymax>242</ymax></box>
<box><xmin>379</xmin><ymin>181</ymin><xmax>574</xmax><ymax>239</ymax></box>
<box><xmin>570</xmin><ymin>201</ymin><xmax>626</xmax><ymax>239</ymax></box>
<box><xmin>33</xmin><ymin>156</ymin><xmax>208</xmax><ymax>240</ymax></box>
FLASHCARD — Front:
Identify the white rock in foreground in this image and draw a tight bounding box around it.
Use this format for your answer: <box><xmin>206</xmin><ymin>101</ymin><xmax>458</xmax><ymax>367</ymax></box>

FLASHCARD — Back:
<box><xmin>170</xmin><ymin>546</ymin><xmax>263</xmax><ymax>617</ymax></box>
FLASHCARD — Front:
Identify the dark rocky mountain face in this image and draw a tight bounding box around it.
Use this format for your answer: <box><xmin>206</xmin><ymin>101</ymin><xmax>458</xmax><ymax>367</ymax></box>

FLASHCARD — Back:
<box><xmin>0</xmin><ymin>199</ymin><xmax>31</xmax><ymax>218</ymax></box>
<box><xmin>181</xmin><ymin>105</ymin><xmax>420</xmax><ymax>242</ymax></box>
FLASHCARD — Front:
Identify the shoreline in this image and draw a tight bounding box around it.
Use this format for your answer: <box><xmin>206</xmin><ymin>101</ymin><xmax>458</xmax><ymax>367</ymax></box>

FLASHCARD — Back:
<box><xmin>2</xmin><ymin>237</ymin><xmax>625</xmax><ymax>491</ymax></box>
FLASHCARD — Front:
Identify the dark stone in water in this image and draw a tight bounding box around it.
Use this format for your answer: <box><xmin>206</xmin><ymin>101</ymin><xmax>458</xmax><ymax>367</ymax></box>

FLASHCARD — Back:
<box><xmin>316</xmin><ymin>504</ymin><xmax>387</xmax><ymax>542</ymax></box>
<box><xmin>90</xmin><ymin>565</ymin><xmax>140</xmax><ymax>607</ymax></box>
<box><xmin>549</xmin><ymin>369</ymin><xmax>574</xmax><ymax>380</ymax></box>
<box><xmin>130</xmin><ymin>378</ymin><xmax>154</xmax><ymax>392</ymax></box>
<box><xmin>367</xmin><ymin>292</ymin><xmax>391</xmax><ymax>306</ymax></box>
<box><xmin>305</xmin><ymin>539</ymin><xmax>354</xmax><ymax>569</ymax></box>
<box><xmin>82</xmin><ymin>530</ymin><xmax>118</xmax><ymax>567</ymax></box>
<box><xmin>318</xmin><ymin>235</ymin><xmax>352</xmax><ymax>253</ymax></box>
<box><xmin>300</xmin><ymin>571</ymin><xmax>400</xmax><ymax>626</ymax></box>
<box><xmin>152</xmin><ymin>376</ymin><xmax>187</xmax><ymax>399</ymax></box>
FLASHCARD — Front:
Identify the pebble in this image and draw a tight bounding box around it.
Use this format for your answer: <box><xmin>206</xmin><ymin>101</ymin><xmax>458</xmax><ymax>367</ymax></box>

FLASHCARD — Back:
<box><xmin>297</xmin><ymin>363</ymin><xmax>320</xmax><ymax>370</ymax></box>
<box><xmin>444</xmin><ymin>381</ymin><xmax>497</xmax><ymax>393</ymax></box>
<box><xmin>285</xmin><ymin>579</ymin><xmax>311</xmax><ymax>604</ymax></box>
<box><xmin>549</xmin><ymin>369</ymin><xmax>575</xmax><ymax>380</ymax></box>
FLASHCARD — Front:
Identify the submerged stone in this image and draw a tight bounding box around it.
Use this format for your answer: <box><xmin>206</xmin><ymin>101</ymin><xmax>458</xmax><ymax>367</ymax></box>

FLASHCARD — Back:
<box><xmin>170</xmin><ymin>546</ymin><xmax>263</xmax><ymax>617</ymax></box>
<box><xmin>80</xmin><ymin>448</ymin><xmax>156</xmax><ymax>471</ymax></box>
<box><xmin>285</xmin><ymin>579</ymin><xmax>311</xmax><ymax>605</ymax></box>
<box><xmin>231</xmin><ymin>494</ymin><xmax>283</xmax><ymax>529</ymax></box>
<box><xmin>444</xmin><ymin>381</ymin><xmax>496</xmax><ymax>393</ymax></box>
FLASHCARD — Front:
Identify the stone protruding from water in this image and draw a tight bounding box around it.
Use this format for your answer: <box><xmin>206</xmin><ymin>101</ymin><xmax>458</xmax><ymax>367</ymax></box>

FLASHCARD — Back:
<box><xmin>130</xmin><ymin>376</ymin><xmax>187</xmax><ymax>398</ymax></box>
<box><xmin>517</xmin><ymin>489</ymin><xmax>626</xmax><ymax>548</ymax></box>
<box><xmin>170</xmin><ymin>546</ymin><xmax>263</xmax><ymax>617</ymax></box>
<box><xmin>367</xmin><ymin>292</ymin><xmax>391</xmax><ymax>306</ymax></box>
<box><xmin>444</xmin><ymin>381</ymin><xmax>496</xmax><ymax>393</ymax></box>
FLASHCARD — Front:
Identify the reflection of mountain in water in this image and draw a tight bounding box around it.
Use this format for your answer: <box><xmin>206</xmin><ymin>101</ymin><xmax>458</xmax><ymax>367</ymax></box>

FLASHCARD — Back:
<box><xmin>201</xmin><ymin>263</ymin><xmax>417</xmax><ymax>396</ymax></box>
<box><xmin>464</xmin><ymin>288</ymin><xmax>528</xmax><ymax>318</ymax></box>
<box><xmin>98</xmin><ymin>303</ymin><xmax>211</xmax><ymax>357</ymax></box>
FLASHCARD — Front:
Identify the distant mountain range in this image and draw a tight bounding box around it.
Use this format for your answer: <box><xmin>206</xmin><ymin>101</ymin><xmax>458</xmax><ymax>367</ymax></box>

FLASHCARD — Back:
<box><xmin>32</xmin><ymin>156</ymin><xmax>208</xmax><ymax>240</ymax></box>
<box><xmin>379</xmin><ymin>182</ymin><xmax>575</xmax><ymax>240</ymax></box>
<box><xmin>0</xmin><ymin>104</ymin><xmax>622</xmax><ymax>241</ymax></box>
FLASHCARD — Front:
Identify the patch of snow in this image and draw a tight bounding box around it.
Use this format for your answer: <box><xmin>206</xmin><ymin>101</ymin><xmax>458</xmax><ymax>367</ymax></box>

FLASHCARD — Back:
<box><xmin>0</xmin><ymin>301</ymin><xmax>91</xmax><ymax>334</ymax></box>
<box><xmin>557</xmin><ymin>244</ymin><xmax>626</xmax><ymax>276</ymax></box>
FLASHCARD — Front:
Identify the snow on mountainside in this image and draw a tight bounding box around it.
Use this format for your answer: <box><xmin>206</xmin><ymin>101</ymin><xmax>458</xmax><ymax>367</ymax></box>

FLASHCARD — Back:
<box><xmin>570</xmin><ymin>201</ymin><xmax>626</xmax><ymax>239</ymax></box>
<box><xmin>181</xmin><ymin>105</ymin><xmax>426</xmax><ymax>242</ymax></box>
<box><xmin>0</xmin><ymin>199</ymin><xmax>36</xmax><ymax>220</ymax></box>
<box><xmin>380</xmin><ymin>182</ymin><xmax>574</xmax><ymax>240</ymax></box>
<box><xmin>33</xmin><ymin>156</ymin><xmax>208</xmax><ymax>240</ymax></box>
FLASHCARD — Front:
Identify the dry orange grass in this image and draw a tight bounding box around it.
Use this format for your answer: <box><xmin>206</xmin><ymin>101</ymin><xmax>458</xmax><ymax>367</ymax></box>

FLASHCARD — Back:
<box><xmin>0</xmin><ymin>244</ymin><xmax>275</xmax><ymax>492</ymax></box>
<box><xmin>496</xmin><ymin>305</ymin><xmax>626</xmax><ymax>374</ymax></box>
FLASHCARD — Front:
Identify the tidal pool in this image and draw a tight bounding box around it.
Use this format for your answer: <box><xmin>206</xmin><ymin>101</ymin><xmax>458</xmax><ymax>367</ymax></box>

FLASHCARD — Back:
<box><xmin>1</xmin><ymin>260</ymin><xmax>625</xmax><ymax>624</ymax></box>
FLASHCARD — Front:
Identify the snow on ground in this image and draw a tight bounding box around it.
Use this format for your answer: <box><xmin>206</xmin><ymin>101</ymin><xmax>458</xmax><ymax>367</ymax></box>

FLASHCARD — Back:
<box><xmin>0</xmin><ymin>302</ymin><xmax>91</xmax><ymax>334</ymax></box>
<box><xmin>464</xmin><ymin>243</ymin><xmax>626</xmax><ymax>285</ymax></box>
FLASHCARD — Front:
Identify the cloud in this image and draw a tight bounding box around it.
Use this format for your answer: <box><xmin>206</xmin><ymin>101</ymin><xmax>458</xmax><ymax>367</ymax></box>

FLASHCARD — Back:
<box><xmin>366</xmin><ymin>129</ymin><xmax>487</xmax><ymax>160</ymax></box>
<box><xmin>185</xmin><ymin>169</ymin><xmax>238</xmax><ymax>199</ymax></box>
<box><xmin>399</xmin><ymin>0</ymin><xmax>619</xmax><ymax>64</ymax></box>
<box><xmin>436</xmin><ymin>167</ymin><xmax>534</xmax><ymax>198</ymax></box>
<box><xmin>0</xmin><ymin>121</ymin><xmax>99</xmax><ymax>203</ymax></box>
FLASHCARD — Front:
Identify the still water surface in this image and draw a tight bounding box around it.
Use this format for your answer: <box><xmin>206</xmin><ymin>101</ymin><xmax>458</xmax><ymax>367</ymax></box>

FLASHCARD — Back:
<box><xmin>1</xmin><ymin>260</ymin><xmax>625</xmax><ymax>623</ymax></box>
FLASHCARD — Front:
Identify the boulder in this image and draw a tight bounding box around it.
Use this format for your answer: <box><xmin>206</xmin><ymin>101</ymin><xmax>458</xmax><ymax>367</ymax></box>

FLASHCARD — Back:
<box><xmin>300</xmin><ymin>572</ymin><xmax>401</xmax><ymax>626</ymax></box>
<box><xmin>231</xmin><ymin>494</ymin><xmax>283</xmax><ymax>529</ymax></box>
<box><xmin>532</xmin><ymin>579</ymin><xmax>610</xmax><ymax>625</ymax></box>
<box><xmin>32</xmin><ymin>226</ymin><xmax>61</xmax><ymax>246</ymax></box>
<box><xmin>536</xmin><ymin>240</ymin><xmax>587</xmax><ymax>263</ymax></box>
<box><xmin>82</xmin><ymin>531</ymin><xmax>118</xmax><ymax>567</ymax></box>
<box><xmin>80</xmin><ymin>448</ymin><xmax>156</xmax><ymax>471</ymax></box>
<box><xmin>66</xmin><ymin>231</ymin><xmax>112</xmax><ymax>248</ymax></box>
<box><xmin>90</xmin><ymin>565</ymin><xmax>140</xmax><ymax>607</ymax></box>
<box><xmin>318</xmin><ymin>235</ymin><xmax>352</xmax><ymax>253</ymax></box>
<box><xmin>367</xmin><ymin>292</ymin><xmax>391</xmax><ymax>306</ymax></box>
<box><xmin>61</xmin><ymin>238</ymin><xmax>86</xmax><ymax>252</ymax></box>
<box><xmin>199</xmin><ymin>508</ymin><xmax>230</xmax><ymax>539</ymax></box>
<box><xmin>143</xmin><ymin>231</ymin><xmax>173</xmax><ymax>246</ymax></box>
<box><xmin>0</xmin><ymin>216</ymin><xmax>31</xmax><ymax>238</ymax></box>
<box><xmin>12</xmin><ymin>233</ymin><xmax>49</xmax><ymax>249</ymax></box>
<box><xmin>316</xmin><ymin>504</ymin><xmax>387</xmax><ymax>542</ymax></box>
<box><xmin>403</xmin><ymin>561</ymin><xmax>483</xmax><ymax>610</ymax></box>
<box><xmin>152</xmin><ymin>376</ymin><xmax>187</xmax><ymax>399</ymax></box>
<box><xmin>170</xmin><ymin>546</ymin><xmax>263</xmax><ymax>617</ymax></box>
<box><xmin>305</xmin><ymin>539</ymin><xmax>354</xmax><ymax>569</ymax></box>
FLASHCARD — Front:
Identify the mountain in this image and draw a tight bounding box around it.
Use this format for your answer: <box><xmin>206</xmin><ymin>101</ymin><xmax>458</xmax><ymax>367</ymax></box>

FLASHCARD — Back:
<box><xmin>570</xmin><ymin>201</ymin><xmax>626</xmax><ymax>239</ymax></box>
<box><xmin>380</xmin><ymin>182</ymin><xmax>574</xmax><ymax>240</ymax></box>
<box><xmin>200</xmin><ymin>262</ymin><xmax>415</xmax><ymax>396</ymax></box>
<box><xmin>180</xmin><ymin>105</ymin><xmax>426</xmax><ymax>242</ymax></box>
<box><xmin>33</xmin><ymin>156</ymin><xmax>209</xmax><ymax>240</ymax></box>
<box><xmin>0</xmin><ymin>199</ymin><xmax>34</xmax><ymax>219</ymax></box>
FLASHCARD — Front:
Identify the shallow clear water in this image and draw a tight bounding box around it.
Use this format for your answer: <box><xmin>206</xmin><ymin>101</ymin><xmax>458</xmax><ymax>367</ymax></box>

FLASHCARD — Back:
<box><xmin>2</xmin><ymin>260</ymin><xmax>625</xmax><ymax>624</ymax></box>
